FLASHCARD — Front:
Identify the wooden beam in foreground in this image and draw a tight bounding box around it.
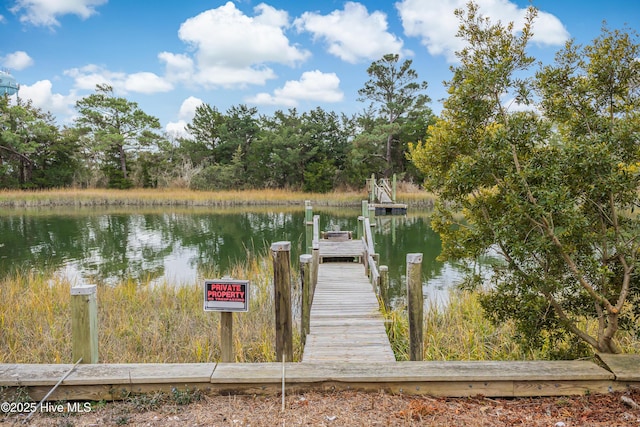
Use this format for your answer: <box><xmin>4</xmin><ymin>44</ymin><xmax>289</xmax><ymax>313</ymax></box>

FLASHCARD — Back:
<box><xmin>1</xmin><ymin>359</ymin><xmax>633</xmax><ymax>401</ymax></box>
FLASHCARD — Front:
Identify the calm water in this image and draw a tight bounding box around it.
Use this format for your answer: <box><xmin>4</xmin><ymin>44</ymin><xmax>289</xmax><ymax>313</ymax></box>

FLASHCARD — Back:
<box><xmin>0</xmin><ymin>206</ymin><xmax>481</xmax><ymax>307</ymax></box>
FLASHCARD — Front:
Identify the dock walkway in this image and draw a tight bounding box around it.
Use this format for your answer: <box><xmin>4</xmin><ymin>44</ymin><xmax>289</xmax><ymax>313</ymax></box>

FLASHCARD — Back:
<box><xmin>302</xmin><ymin>261</ymin><xmax>395</xmax><ymax>363</ymax></box>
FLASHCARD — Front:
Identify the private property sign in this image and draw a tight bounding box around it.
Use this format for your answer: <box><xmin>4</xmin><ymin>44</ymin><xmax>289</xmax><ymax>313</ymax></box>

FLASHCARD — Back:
<box><xmin>203</xmin><ymin>279</ymin><xmax>249</xmax><ymax>312</ymax></box>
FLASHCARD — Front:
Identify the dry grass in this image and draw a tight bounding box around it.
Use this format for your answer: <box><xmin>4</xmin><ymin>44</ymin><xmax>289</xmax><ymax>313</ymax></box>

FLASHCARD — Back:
<box><xmin>0</xmin><ymin>253</ymin><xmax>302</xmax><ymax>364</ymax></box>
<box><xmin>384</xmin><ymin>289</ymin><xmax>639</xmax><ymax>361</ymax></box>
<box><xmin>383</xmin><ymin>290</ymin><xmax>543</xmax><ymax>362</ymax></box>
<box><xmin>0</xmin><ymin>187</ymin><xmax>437</xmax><ymax>208</ymax></box>
<box><xmin>422</xmin><ymin>290</ymin><xmax>546</xmax><ymax>361</ymax></box>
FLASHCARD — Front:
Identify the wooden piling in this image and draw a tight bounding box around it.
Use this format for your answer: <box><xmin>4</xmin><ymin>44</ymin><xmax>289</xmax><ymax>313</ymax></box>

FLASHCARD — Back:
<box><xmin>300</xmin><ymin>254</ymin><xmax>312</xmax><ymax>344</ymax></box>
<box><xmin>379</xmin><ymin>265</ymin><xmax>389</xmax><ymax>311</ymax></box>
<box><xmin>220</xmin><ymin>312</ymin><xmax>234</xmax><ymax>363</ymax></box>
<box><xmin>305</xmin><ymin>202</ymin><xmax>313</xmax><ymax>253</ymax></box>
<box><xmin>406</xmin><ymin>253</ymin><xmax>424</xmax><ymax>362</ymax></box>
<box><xmin>311</xmin><ymin>240</ymin><xmax>319</xmax><ymax>301</ymax></box>
<box><xmin>392</xmin><ymin>174</ymin><xmax>397</xmax><ymax>203</ymax></box>
<box><xmin>304</xmin><ymin>200</ymin><xmax>313</xmax><ymax>224</ymax></box>
<box><xmin>71</xmin><ymin>285</ymin><xmax>98</xmax><ymax>364</ymax></box>
<box><xmin>370</xmin><ymin>174</ymin><xmax>376</xmax><ymax>203</ymax></box>
<box><xmin>271</xmin><ymin>241</ymin><xmax>293</xmax><ymax>362</ymax></box>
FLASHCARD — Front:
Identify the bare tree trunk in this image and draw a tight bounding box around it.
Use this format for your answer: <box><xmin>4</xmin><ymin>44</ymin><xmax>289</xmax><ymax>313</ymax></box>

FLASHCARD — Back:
<box><xmin>119</xmin><ymin>145</ymin><xmax>127</xmax><ymax>180</ymax></box>
<box><xmin>385</xmin><ymin>133</ymin><xmax>393</xmax><ymax>177</ymax></box>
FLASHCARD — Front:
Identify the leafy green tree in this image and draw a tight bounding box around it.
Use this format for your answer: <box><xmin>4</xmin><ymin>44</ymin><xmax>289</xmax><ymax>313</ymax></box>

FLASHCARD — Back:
<box><xmin>408</xmin><ymin>3</ymin><xmax>640</xmax><ymax>355</ymax></box>
<box><xmin>74</xmin><ymin>84</ymin><xmax>161</xmax><ymax>189</ymax></box>
<box><xmin>358</xmin><ymin>53</ymin><xmax>432</xmax><ymax>176</ymax></box>
<box><xmin>185</xmin><ymin>103</ymin><xmax>226</xmax><ymax>166</ymax></box>
<box><xmin>0</xmin><ymin>97</ymin><xmax>75</xmax><ymax>188</ymax></box>
<box><xmin>245</xmin><ymin>107</ymin><xmax>351</xmax><ymax>190</ymax></box>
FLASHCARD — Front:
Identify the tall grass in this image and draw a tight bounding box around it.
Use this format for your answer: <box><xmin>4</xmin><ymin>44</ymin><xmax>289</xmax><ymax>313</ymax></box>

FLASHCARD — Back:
<box><xmin>383</xmin><ymin>291</ymin><xmax>547</xmax><ymax>361</ymax></box>
<box><xmin>0</xmin><ymin>253</ymin><xmax>302</xmax><ymax>363</ymax></box>
<box><xmin>383</xmin><ymin>289</ymin><xmax>639</xmax><ymax>361</ymax></box>
<box><xmin>0</xmin><ymin>188</ymin><xmax>437</xmax><ymax>208</ymax></box>
<box><xmin>0</xmin><ymin>188</ymin><xmax>361</xmax><ymax>208</ymax></box>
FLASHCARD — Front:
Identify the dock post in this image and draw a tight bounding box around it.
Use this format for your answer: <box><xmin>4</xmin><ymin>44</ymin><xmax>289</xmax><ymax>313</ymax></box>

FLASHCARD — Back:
<box><xmin>305</xmin><ymin>200</ymin><xmax>313</xmax><ymax>224</ymax></box>
<box><xmin>271</xmin><ymin>241</ymin><xmax>293</xmax><ymax>362</ymax></box>
<box><xmin>311</xmin><ymin>240</ymin><xmax>319</xmax><ymax>302</ymax></box>
<box><xmin>406</xmin><ymin>253</ymin><xmax>424</xmax><ymax>361</ymax></box>
<box><xmin>361</xmin><ymin>200</ymin><xmax>369</xmax><ymax>219</ymax></box>
<box><xmin>300</xmin><ymin>254</ymin><xmax>312</xmax><ymax>344</ymax></box>
<box><xmin>370</xmin><ymin>174</ymin><xmax>376</xmax><ymax>203</ymax></box>
<box><xmin>305</xmin><ymin>201</ymin><xmax>313</xmax><ymax>253</ymax></box>
<box><xmin>379</xmin><ymin>265</ymin><xmax>389</xmax><ymax>311</ymax></box>
<box><xmin>357</xmin><ymin>215</ymin><xmax>364</xmax><ymax>240</ymax></box>
<box><xmin>71</xmin><ymin>285</ymin><xmax>98</xmax><ymax>364</ymax></box>
<box><xmin>392</xmin><ymin>174</ymin><xmax>397</xmax><ymax>203</ymax></box>
<box><xmin>221</xmin><ymin>312</ymin><xmax>233</xmax><ymax>363</ymax></box>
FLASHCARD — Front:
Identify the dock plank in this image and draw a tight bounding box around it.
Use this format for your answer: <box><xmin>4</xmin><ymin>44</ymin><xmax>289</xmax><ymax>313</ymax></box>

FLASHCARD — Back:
<box><xmin>597</xmin><ymin>353</ymin><xmax>640</xmax><ymax>381</ymax></box>
<box><xmin>0</xmin><ymin>363</ymin><xmax>216</xmax><ymax>386</ymax></box>
<box><xmin>318</xmin><ymin>240</ymin><xmax>365</xmax><ymax>261</ymax></box>
<box><xmin>302</xmin><ymin>261</ymin><xmax>395</xmax><ymax>363</ymax></box>
<box><xmin>210</xmin><ymin>360</ymin><xmax>617</xmax><ymax>397</ymax></box>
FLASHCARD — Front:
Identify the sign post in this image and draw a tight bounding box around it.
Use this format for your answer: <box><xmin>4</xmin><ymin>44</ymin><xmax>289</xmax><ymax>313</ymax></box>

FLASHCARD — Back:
<box><xmin>204</xmin><ymin>279</ymin><xmax>249</xmax><ymax>363</ymax></box>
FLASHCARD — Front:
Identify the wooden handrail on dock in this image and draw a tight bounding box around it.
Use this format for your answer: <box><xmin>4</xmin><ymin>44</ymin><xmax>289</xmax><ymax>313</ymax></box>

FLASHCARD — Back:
<box><xmin>363</xmin><ymin>217</ymin><xmax>380</xmax><ymax>286</ymax></box>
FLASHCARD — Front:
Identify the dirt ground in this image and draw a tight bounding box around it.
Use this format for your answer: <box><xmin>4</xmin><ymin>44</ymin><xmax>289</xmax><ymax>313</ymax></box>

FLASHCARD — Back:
<box><xmin>2</xmin><ymin>387</ymin><xmax>639</xmax><ymax>426</ymax></box>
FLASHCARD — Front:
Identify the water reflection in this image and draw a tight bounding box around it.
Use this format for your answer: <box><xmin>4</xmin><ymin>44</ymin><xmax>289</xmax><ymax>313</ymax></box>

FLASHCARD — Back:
<box><xmin>372</xmin><ymin>214</ymin><xmax>468</xmax><ymax>308</ymax></box>
<box><xmin>0</xmin><ymin>206</ymin><xmax>492</xmax><ymax>305</ymax></box>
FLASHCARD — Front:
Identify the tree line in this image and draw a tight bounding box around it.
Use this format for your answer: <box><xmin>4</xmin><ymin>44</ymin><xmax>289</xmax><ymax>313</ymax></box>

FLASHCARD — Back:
<box><xmin>0</xmin><ymin>54</ymin><xmax>434</xmax><ymax>192</ymax></box>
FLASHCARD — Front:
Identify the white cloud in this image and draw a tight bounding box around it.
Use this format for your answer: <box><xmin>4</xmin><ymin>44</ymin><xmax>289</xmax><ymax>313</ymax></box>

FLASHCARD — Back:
<box><xmin>295</xmin><ymin>2</ymin><xmax>406</xmax><ymax>63</ymax></box>
<box><xmin>64</xmin><ymin>64</ymin><xmax>123</xmax><ymax>90</ymax></box>
<box><xmin>165</xmin><ymin>120</ymin><xmax>190</xmax><ymax>138</ymax></box>
<box><xmin>247</xmin><ymin>70</ymin><xmax>343</xmax><ymax>107</ymax></box>
<box><xmin>172</xmin><ymin>1</ymin><xmax>310</xmax><ymax>88</ymax></box>
<box><xmin>16</xmin><ymin>80</ymin><xmax>77</xmax><ymax>122</ymax></box>
<box><xmin>64</xmin><ymin>65</ymin><xmax>172</xmax><ymax>94</ymax></box>
<box><xmin>165</xmin><ymin>96</ymin><xmax>204</xmax><ymax>138</ymax></box>
<box><xmin>124</xmin><ymin>72</ymin><xmax>173</xmax><ymax>94</ymax></box>
<box><xmin>11</xmin><ymin>0</ymin><xmax>107</xmax><ymax>27</ymax></box>
<box><xmin>158</xmin><ymin>52</ymin><xmax>194</xmax><ymax>83</ymax></box>
<box><xmin>396</xmin><ymin>0</ymin><xmax>569</xmax><ymax>63</ymax></box>
<box><xmin>2</xmin><ymin>51</ymin><xmax>34</xmax><ymax>70</ymax></box>
<box><xmin>177</xmin><ymin>96</ymin><xmax>203</xmax><ymax>120</ymax></box>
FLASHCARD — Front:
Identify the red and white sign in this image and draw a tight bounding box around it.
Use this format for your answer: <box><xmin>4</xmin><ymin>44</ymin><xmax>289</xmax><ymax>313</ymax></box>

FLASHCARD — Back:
<box><xmin>203</xmin><ymin>279</ymin><xmax>249</xmax><ymax>312</ymax></box>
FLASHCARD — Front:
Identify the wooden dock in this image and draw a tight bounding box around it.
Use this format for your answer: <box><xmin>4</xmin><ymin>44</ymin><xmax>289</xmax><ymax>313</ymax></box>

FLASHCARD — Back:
<box><xmin>302</xmin><ymin>262</ymin><xmax>395</xmax><ymax>363</ymax></box>
<box><xmin>367</xmin><ymin>175</ymin><xmax>408</xmax><ymax>215</ymax></box>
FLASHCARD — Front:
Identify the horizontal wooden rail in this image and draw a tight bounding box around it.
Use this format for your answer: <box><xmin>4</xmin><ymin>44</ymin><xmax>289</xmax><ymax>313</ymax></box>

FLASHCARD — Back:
<box><xmin>2</xmin><ymin>355</ymin><xmax>638</xmax><ymax>401</ymax></box>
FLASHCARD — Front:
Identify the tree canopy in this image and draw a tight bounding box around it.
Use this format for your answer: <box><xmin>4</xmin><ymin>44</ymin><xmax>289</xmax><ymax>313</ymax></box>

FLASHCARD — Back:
<box><xmin>74</xmin><ymin>84</ymin><xmax>162</xmax><ymax>189</ymax></box>
<box><xmin>358</xmin><ymin>53</ymin><xmax>433</xmax><ymax>178</ymax></box>
<box><xmin>408</xmin><ymin>3</ymin><xmax>640</xmax><ymax>355</ymax></box>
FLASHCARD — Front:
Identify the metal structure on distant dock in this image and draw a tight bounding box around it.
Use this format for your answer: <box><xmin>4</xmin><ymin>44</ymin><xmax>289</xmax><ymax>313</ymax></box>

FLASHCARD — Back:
<box><xmin>367</xmin><ymin>174</ymin><xmax>407</xmax><ymax>215</ymax></box>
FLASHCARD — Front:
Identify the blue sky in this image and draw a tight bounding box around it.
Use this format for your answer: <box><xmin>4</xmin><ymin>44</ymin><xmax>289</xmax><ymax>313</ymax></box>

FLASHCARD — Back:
<box><xmin>2</xmin><ymin>0</ymin><xmax>638</xmax><ymax>137</ymax></box>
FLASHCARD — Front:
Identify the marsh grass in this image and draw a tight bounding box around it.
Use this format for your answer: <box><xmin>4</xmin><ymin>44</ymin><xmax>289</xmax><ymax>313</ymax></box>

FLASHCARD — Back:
<box><xmin>0</xmin><ymin>253</ymin><xmax>302</xmax><ymax>363</ymax></box>
<box><xmin>0</xmin><ymin>188</ymin><xmax>437</xmax><ymax>208</ymax></box>
<box><xmin>421</xmin><ymin>290</ymin><xmax>547</xmax><ymax>360</ymax></box>
<box><xmin>0</xmin><ymin>188</ymin><xmax>362</xmax><ymax>208</ymax></box>
<box><xmin>383</xmin><ymin>290</ymin><xmax>547</xmax><ymax>361</ymax></box>
<box><xmin>383</xmin><ymin>289</ymin><xmax>639</xmax><ymax>361</ymax></box>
